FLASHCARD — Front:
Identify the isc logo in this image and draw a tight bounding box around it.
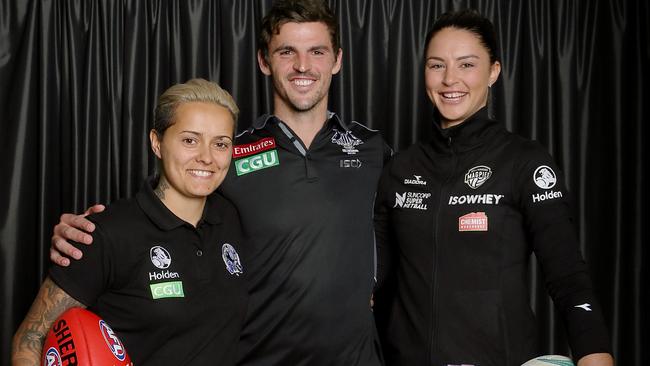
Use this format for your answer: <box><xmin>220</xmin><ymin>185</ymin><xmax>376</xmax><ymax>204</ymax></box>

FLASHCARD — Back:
<box><xmin>340</xmin><ymin>159</ymin><xmax>362</xmax><ymax>168</ymax></box>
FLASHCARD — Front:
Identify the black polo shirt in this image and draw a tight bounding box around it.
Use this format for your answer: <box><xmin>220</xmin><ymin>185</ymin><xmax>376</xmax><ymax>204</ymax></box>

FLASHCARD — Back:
<box><xmin>219</xmin><ymin>112</ymin><xmax>392</xmax><ymax>366</ymax></box>
<box><xmin>49</xmin><ymin>176</ymin><xmax>248</xmax><ymax>365</ymax></box>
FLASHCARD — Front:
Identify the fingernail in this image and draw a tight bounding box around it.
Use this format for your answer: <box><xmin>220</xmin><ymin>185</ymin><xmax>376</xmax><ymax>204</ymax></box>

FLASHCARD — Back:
<box><xmin>73</xmin><ymin>251</ymin><xmax>82</xmax><ymax>260</ymax></box>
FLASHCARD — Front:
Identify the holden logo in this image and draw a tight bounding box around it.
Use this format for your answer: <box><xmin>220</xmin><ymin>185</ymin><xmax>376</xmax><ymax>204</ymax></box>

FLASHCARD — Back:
<box><xmin>150</xmin><ymin>246</ymin><xmax>171</xmax><ymax>269</ymax></box>
<box><xmin>464</xmin><ymin>166</ymin><xmax>492</xmax><ymax>189</ymax></box>
<box><xmin>533</xmin><ymin>165</ymin><xmax>557</xmax><ymax>189</ymax></box>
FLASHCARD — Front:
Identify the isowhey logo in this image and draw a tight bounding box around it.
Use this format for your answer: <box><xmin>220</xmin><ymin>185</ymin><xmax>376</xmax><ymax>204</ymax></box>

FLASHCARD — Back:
<box><xmin>404</xmin><ymin>175</ymin><xmax>427</xmax><ymax>185</ymax></box>
<box><xmin>150</xmin><ymin>281</ymin><xmax>185</xmax><ymax>299</ymax></box>
<box><xmin>235</xmin><ymin>150</ymin><xmax>279</xmax><ymax>176</ymax></box>
<box><xmin>99</xmin><ymin>320</ymin><xmax>127</xmax><ymax>361</ymax></box>
<box><xmin>331</xmin><ymin>128</ymin><xmax>363</xmax><ymax>155</ymax></box>
<box><xmin>464</xmin><ymin>165</ymin><xmax>492</xmax><ymax>189</ymax></box>
<box><xmin>222</xmin><ymin>243</ymin><xmax>244</xmax><ymax>276</ymax></box>
<box><xmin>448</xmin><ymin>194</ymin><xmax>504</xmax><ymax>205</ymax></box>
<box><xmin>232</xmin><ymin>137</ymin><xmax>276</xmax><ymax>158</ymax></box>
<box><xmin>150</xmin><ymin>246</ymin><xmax>171</xmax><ymax>269</ymax></box>
<box><xmin>533</xmin><ymin>165</ymin><xmax>557</xmax><ymax>189</ymax></box>
<box><xmin>458</xmin><ymin>212</ymin><xmax>488</xmax><ymax>231</ymax></box>
<box><xmin>394</xmin><ymin>192</ymin><xmax>431</xmax><ymax>210</ymax></box>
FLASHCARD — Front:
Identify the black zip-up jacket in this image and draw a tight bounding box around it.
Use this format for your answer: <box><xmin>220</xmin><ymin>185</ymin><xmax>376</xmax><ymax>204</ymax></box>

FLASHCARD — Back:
<box><xmin>374</xmin><ymin>108</ymin><xmax>611</xmax><ymax>366</ymax></box>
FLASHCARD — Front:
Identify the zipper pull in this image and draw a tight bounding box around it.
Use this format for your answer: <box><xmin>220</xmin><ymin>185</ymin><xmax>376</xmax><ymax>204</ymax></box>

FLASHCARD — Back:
<box><xmin>447</xmin><ymin>136</ymin><xmax>452</xmax><ymax>147</ymax></box>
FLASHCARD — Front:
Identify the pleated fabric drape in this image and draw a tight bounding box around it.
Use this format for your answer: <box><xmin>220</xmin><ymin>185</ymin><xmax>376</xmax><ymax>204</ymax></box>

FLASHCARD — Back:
<box><xmin>1</xmin><ymin>1</ymin><xmax>647</xmax><ymax>364</ymax></box>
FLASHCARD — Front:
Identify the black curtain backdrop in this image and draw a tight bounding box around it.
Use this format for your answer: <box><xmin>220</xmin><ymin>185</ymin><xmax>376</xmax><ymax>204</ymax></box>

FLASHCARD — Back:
<box><xmin>1</xmin><ymin>0</ymin><xmax>647</xmax><ymax>364</ymax></box>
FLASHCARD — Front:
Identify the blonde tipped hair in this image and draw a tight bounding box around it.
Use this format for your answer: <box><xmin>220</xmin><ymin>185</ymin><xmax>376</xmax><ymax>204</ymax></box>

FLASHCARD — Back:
<box><xmin>153</xmin><ymin>78</ymin><xmax>239</xmax><ymax>136</ymax></box>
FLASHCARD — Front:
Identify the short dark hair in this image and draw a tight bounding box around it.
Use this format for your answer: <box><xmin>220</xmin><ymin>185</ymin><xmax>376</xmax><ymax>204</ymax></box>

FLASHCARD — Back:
<box><xmin>425</xmin><ymin>9</ymin><xmax>500</xmax><ymax>64</ymax></box>
<box><xmin>258</xmin><ymin>0</ymin><xmax>340</xmax><ymax>58</ymax></box>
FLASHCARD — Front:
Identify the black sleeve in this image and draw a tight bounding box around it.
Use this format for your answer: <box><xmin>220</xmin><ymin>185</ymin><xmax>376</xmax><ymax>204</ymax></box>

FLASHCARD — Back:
<box><xmin>513</xmin><ymin>142</ymin><xmax>611</xmax><ymax>359</ymax></box>
<box><xmin>48</xmin><ymin>222</ymin><xmax>114</xmax><ymax>306</ymax></box>
<box><xmin>374</xmin><ymin>160</ymin><xmax>396</xmax><ymax>290</ymax></box>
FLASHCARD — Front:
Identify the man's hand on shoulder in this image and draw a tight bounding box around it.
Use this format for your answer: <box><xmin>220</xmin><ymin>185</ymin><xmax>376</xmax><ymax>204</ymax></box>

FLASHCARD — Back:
<box><xmin>50</xmin><ymin>204</ymin><xmax>105</xmax><ymax>266</ymax></box>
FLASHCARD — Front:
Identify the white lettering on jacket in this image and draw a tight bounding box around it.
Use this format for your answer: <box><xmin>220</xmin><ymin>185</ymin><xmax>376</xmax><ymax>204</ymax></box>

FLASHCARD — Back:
<box><xmin>448</xmin><ymin>194</ymin><xmax>504</xmax><ymax>205</ymax></box>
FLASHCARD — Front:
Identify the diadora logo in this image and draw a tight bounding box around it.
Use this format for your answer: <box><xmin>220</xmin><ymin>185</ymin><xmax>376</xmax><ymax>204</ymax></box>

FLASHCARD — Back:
<box><xmin>340</xmin><ymin>158</ymin><xmax>362</xmax><ymax>168</ymax></box>
<box><xmin>331</xmin><ymin>128</ymin><xmax>363</xmax><ymax>155</ymax></box>
<box><xmin>44</xmin><ymin>347</ymin><xmax>61</xmax><ymax>366</ymax></box>
<box><xmin>222</xmin><ymin>243</ymin><xmax>244</xmax><ymax>276</ymax></box>
<box><xmin>150</xmin><ymin>246</ymin><xmax>171</xmax><ymax>269</ymax></box>
<box><xmin>458</xmin><ymin>212</ymin><xmax>488</xmax><ymax>232</ymax></box>
<box><xmin>233</xmin><ymin>137</ymin><xmax>276</xmax><ymax>158</ymax></box>
<box><xmin>150</xmin><ymin>281</ymin><xmax>185</xmax><ymax>299</ymax></box>
<box><xmin>464</xmin><ymin>165</ymin><xmax>492</xmax><ymax>189</ymax></box>
<box><xmin>533</xmin><ymin>165</ymin><xmax>557</xmax><ymax>189</ymax></box>
<box><xmin>404</xmin><ymin>175</ymin><xmax>427</xmax><ymax>185</ymax></box>
<box><xmin>99</xmin><ymin>320</ymin><xmax>127</xmax><ymax>361</ymax></box>
<box><xmin>235</xmin><ymin>150</ymin><xmax>279</xmax><ymax>176</ymax></box>
<box><xmin>448</xmin><ymin>194</ymin><xmax>504</xmax><ymax>205</ymax></box>
<box><xmin>574</xmin><ymin>303</ymin><xmax>592</xmax><ymax>312</ymax></box>
<box><xmin>394</xmin><ymin>192</ymin><xmax>431</xmax><ymax>210</ymax></box>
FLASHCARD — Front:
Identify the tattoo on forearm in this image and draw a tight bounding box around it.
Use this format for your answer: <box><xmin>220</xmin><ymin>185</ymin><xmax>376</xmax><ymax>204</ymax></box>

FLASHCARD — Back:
<box><xmin>12</xmin><ymin>277</ymin><xmax>84</xmax><ymax>365</ymax></box>
<box><xmin>154</xmin><ymin>176</ymin><xmax>170</xmax><ymax>200</ymax></box>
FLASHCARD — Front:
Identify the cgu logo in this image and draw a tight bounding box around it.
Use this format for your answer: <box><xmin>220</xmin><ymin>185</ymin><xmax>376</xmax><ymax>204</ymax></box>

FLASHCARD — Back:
<box><xmin>235</xmin><ymin>150</ymin><xmax>279</xmax><ymax>176</ymax></box>
<box><xmin>150</xmin><ymin>281</ymin><xmax>185</xmax><ymax>299</ymax></box>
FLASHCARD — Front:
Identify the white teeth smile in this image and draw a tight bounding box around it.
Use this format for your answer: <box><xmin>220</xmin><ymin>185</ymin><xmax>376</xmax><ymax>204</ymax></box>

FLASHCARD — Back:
<box><xmin>441</xmin><ymin>92</ymin><xmax>467</xmax><ymax>99</ymax></box>
<box><xmin>293</xmin><ymin>79</ymin><xmax>314</xmax><ymax>86</ymax></box>
<box><xmin>188</xmin><ymin>170</ymin><xmax>212</xmax><ymax>177</ymax></box>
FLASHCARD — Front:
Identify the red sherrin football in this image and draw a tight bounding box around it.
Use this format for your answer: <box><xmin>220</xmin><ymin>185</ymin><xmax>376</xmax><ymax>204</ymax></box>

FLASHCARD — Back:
<box><xmin>42</xmin><ymin>307</ymin><xmax>132</xmax><ymax>366</ymax></box>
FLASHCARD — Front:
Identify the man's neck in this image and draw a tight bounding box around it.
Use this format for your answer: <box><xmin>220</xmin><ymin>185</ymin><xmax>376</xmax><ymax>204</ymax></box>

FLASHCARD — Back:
<box><xmin>273</xmin><ymin>101</ymin><xmax>329</xmax><ymax>149</ymax></box>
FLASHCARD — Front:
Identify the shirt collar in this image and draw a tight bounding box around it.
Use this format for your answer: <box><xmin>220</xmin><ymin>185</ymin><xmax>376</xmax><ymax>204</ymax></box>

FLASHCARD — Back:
<box><xmin>249</xmin><ymin>111</ymin><xmax>350</xmax><ymax>132</ymax></box>
<box><xmin>136</xmin><ymin>175</ymin><xmax>221</xmax><ymax>231</ymax></box>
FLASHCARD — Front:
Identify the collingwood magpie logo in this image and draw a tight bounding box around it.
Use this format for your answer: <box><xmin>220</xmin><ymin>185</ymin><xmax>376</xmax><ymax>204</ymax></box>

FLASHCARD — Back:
<box><xmin>222</xmin><ymin>243</ymin><xmax>243</xmax><ymax>276</ymax></box>
<box><xmin>533</xmin><ymin>165</ymin><xmax>557</xmax><ymax>189</ymax></box>
<box><xmin>404</xmin><ymin>175</ymin><xmax>427</xmax><ymax>185</ymax></box>
<box><xmin>331</xmin><ymin>128</ymin><xmax>363</xmax><ymax>155</ymax></box>
<box><xmin>464</xmin><ymin>165</ymin><xmax>492</xmax><ymax>189</ymax></box>
<box><xmin>150</xmin><ymin>246</ymin><xmax>171</xmax><ymax>269</ymax></box>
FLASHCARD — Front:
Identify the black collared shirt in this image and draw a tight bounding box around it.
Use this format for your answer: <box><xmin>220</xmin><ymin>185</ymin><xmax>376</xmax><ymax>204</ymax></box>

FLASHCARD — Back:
<box><xmin>220</xmin><ymin>112</ymin><xmax>392</xmax><ymax>366</ymax></box>
<box><xmin>50</xmin><ymin>176</ymin><xmax>248</xmax><ymax>365</ymax></box>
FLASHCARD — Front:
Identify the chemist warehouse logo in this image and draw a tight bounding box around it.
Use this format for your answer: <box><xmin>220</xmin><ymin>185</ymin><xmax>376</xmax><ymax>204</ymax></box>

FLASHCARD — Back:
<box><xmin>394</xmin><ymin>192</ymin><xmax>431</xmax><ymax>210</ymax></box>
<box><xmin>233</xmin><ymin>138</ymin><xmax>279</xmax><ymax>176</ymax></box>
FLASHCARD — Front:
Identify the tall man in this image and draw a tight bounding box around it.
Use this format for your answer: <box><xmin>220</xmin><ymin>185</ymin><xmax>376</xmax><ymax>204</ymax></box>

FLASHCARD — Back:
<box><xmin>49</xmin><ymin>1</ymin><xmax>390</xmax><ymax>365</ymax></box>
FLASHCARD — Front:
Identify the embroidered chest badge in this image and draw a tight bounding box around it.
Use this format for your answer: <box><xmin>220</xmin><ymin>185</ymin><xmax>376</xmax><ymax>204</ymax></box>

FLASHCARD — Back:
<box><xmin>150</xmin><ymin>245</ymin><xmax>172</xmax><ymax>269</ymax></box>
<box><xmin>222</xmin><ymin>243</ymin><xmax>243</xmax><ymax>276</ymax></box>
<box><xmin>464</xmin><ymin>165</ymin><xmax>492</xmax><ymax>189</ymax></box>
<box><xmin>331</xmin><ymin>128</ymin><xmax>363</xmax><ymax>155</ymax></box>
<box><xmin>458</xmin><ymin>212</ymin><xmax>488</xmax><ymax>231</ymax></box>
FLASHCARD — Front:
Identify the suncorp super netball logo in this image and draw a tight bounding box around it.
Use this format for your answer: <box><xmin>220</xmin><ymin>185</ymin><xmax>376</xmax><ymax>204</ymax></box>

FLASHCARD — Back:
<box><xmin>99</xmin><ymin>320</ymin><xmax>127</xmax><ymax>361</ymax></box>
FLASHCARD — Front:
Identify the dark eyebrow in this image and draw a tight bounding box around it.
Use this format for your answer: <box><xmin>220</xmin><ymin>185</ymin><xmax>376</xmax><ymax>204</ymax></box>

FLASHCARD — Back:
<box><xmin>180</xmin><ymin>130</ymin><xmax>201</xmax><ymax>136</ymax></box>
<box><xmin>180</xmin><ymin>131</ymin><xmax>233</xmax><ymax>142</ymax></box>
<box><xmin>272</xmin><ymin>44</ymin><xmax>331</xmax><ymax>54</ymax></box>
<box><xmin>426</xmin><ymin>54</ymin><xmax>481</xmax><ymax>62</ymax></box>
<box><xmin>272</xmin><ymin>45</ymin><xmax>296</xmax><ymax>54</ymax></box>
